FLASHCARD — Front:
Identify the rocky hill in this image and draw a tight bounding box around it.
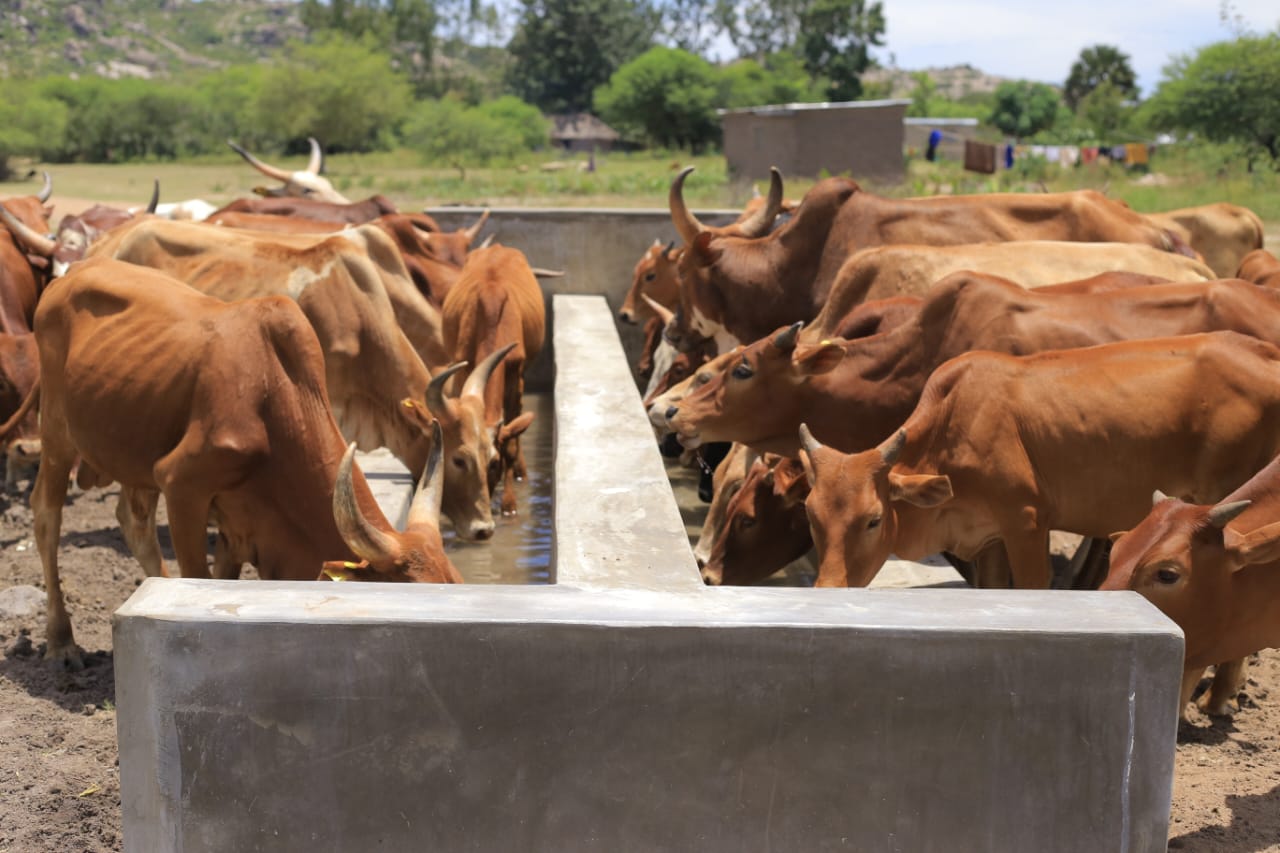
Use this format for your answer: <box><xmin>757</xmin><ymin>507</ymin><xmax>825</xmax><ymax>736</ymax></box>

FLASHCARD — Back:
<box><xmin>862</xmin><ymin>63</ymin><xmax>1016</xmax><ymax>100</ymax></box>
<box><xmin>0</xmin><ymin>0</ymin><xmax>306</xmax><ymax>79</ymax></box>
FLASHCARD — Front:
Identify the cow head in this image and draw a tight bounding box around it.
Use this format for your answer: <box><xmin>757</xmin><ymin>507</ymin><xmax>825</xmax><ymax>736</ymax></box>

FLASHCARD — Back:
<box><xmin>413</xmin><ymin>344</ymin><xmax>530</xmax><ymax>540</ymax></box>
<box><xmin>799</xmin><ymin>426</ymin><xmax>952</xmax><ymax>587</ymax></box>
<box><xmin>1103</xmin><ymin>490</ymin><xmax>1266</xmax><ymax>667</ymax></box>
<box><xmin>228</xmin><ymin>138</ymin><xmax>352</xmax><ymax>204</ymax></box>
<box><xmin>643</xmin><ymin>344</ymin><xmax>729</xmax><ymax>434</ymax></box>
<box><xmin>702</xmin><ymin>455</ymin><xmax>812</xmax><ymax>586</ymax></box>
<box><xmin>325</xmin><ymin>421</ymin><xmax>462</xmax><ymax>583</ymax></box>
<box><xmin>666</xmin><ymin>322</ymin><xmax>843</xmax><ymax>453</ymax></box>
<box><xmin>619</xmin><ymin>240</ymin><xmax>680</xmax><ymax>325</ymax></box>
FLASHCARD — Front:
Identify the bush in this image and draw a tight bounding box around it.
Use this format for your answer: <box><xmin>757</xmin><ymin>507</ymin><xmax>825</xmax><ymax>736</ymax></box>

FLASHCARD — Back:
<box><xmin>594</xmin><ymin>47</ymin><xmax>720</xmax><ymax>151</ymax></box>
<box><xmin>401</xmin><ymin>96</ymin><xmax>548</xmax><ymax>165</ymax></box>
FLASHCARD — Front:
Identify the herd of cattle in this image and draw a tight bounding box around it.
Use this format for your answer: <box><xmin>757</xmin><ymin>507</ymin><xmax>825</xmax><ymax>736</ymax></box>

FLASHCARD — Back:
<box><xmin>0</xmin><ymin>140</ymin><xmax>553</xmax><ymax>669</ymax></box>
<box><xmin>626</xmin><ymin>166</ymin><xmax>1280</xmax><ymax>720</ymax></box>
<box><xmin>2</xmin><ymin>140</ymin><xmax>1279</xmax><ymax>727</ymax></box>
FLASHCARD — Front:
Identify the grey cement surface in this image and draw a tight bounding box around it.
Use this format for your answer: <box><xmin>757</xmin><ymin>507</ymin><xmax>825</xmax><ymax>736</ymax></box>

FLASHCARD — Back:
<box><xmin>114</xmin><ymin>294</ymin><xmax>1185</xmax><ymax>853</ymax></box>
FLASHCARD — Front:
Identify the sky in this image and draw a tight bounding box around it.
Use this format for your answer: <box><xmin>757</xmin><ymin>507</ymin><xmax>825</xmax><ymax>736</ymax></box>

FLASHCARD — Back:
<box><xmin>871</xmin><ymin>0</ymin><xmax>1279</xmax><ymax>94</ymax></box>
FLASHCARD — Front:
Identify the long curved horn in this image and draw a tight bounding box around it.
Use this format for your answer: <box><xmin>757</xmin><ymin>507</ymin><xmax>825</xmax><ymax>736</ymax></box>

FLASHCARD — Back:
<box><xmin>531</xmin><ymin>267</ymin><xmax>564</xmax><ymax>278</ymax></box>
<box><xmin>425</xmin><ymin>361</ymin><xmax>468</xmax><ymax>418</ymax></box>
<box><xmin>227</xmin><ymin>139</ymin><xmax>292</xmax><ymax>182</ymax></box>
<box><xmin>798</xmin><ymin>423</ymin><xmax>823</xmax><ymax>456</ymax></box>
<box><xmin>306</xmin><ymin>137</ymin><xmax>324</xmax><ymax>175</ymax></box>
<box><xmin>478</xmin><ymin>234</ymin><xmax>495</xmax><ymax>250</ymax></box>
<box><xmin>462</xmin><ymin>342</ymin><xmax>518</xmax><ymax>400</ymax></box>
<box><xmin>0</xmin><ymin>204</ymin><xmax>56</xmax><ymax>257</ymax></box>
<box><xmin>879</xmin><ymin>429</ymin><xmax>907</xmax><ymax>465</ymax></box>
<box><xmin>735</xmin><ymin>167</ymin><xmax>784</xmax><ymax>238</ymax></box>
<box><xmin>333</xmin><ymin>442</ymin><xmax>401</xmax><ymax>564</ymax></box>
<box><xmin>406</xmin><ymin>420</ymin><xmax>444</xmax><ymax>532</ymax></box>
<box><xmin>772</xmin><ymin>320</ymin><xmax>804</xmax><ymax>352</ymax></box>
<box><xmin>642</xmin><ymin>293</ymin><xmax>674</xmax><ymax>325</ymax></box>
<box><xmin>669</xmin><ymin>166</ymin><xmax>707</xmax><ymax>245</ymax></box>
<box><xmin>1152</xmin><ymin>489</ymin><xmax>1172</xmax><ymax>506</ymax></box>
<box><xmin>1208</xmin><ymin>500</ymin><xmax>1252</xmax><ymax>529</ymax></box>
<box><xmin>463</xmin><ymin>209</ymin><xmax>491</xmax><ymax>242</ymax></box>
<box><xmin>37</xmin><ymin>171</ymin><xmax>53</xmax><ymax>203</ymax></box>
<box><xmin>145</xmin><ymin>179</ymin><xmax>160</xmax><ymax>214</ymax></box>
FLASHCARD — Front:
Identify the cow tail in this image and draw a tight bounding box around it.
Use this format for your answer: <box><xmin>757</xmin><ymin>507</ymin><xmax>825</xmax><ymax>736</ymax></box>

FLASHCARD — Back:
<box><xmin>0</xmin><ymin>379</ymin><xmax>40</xmax><ymax>445</ymax></box>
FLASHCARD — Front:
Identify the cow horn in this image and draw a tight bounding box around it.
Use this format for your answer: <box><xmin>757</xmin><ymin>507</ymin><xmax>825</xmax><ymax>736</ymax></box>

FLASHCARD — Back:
<box><xmin>772</xmin><ymin>321</ymin><xmax>804</xmax><ymax>352</ymax></box>
<box><xmin>462</xmin><ymin>342</ymin><xmax>518</xmax><ymax>400</ymax></box>
<box><xmin>735</xmin><ymin>167</ymin><xmax>784</xmax><ymax>238</ymax></box>
<box><xmin>1208</xmin><ymin>500</ymin><xmax>1252</xmax><ymax>529</ymax></box>
<box><xmin>306</xmin><ymin>137</ymin><xmax>324</xmax><ymax>175</ymax></box>
<box><xmin>798</xmin><ymin>423</ymin><xmax>823</xmax><ymax>456</ymax></box>
<box><xmin>425</xmin><ymin>361</ymin><xmax>468</xmax><ymax>417</ymax></box>
<box><xmin>663</xmin><ymin>239</ymin><xmax>676</xmax><ymax>256</ymax></box>
<box><xmin>463</xmin><ymin>209</ymin><xmax>491</xmax><ymax>242</ymax></box>
<box><xmin>36</xmin><ymin>171</ymin><xmax>53</xmax><ymax>203</ymax></box>
<box><xmin>333</xmin><ymin>442</ymin><xmax>402</xmax><ymax>564</ymax></box>
<box><xmin>642</xmin><ymin>293</ymin><xmax>674</xmax><ymax>325</ymax></box>
<box><xmin>1152</xmin><ymin>489</ymin><xmax>1172</xmax><ymax>506</ymax></box>
<box><xmin>669</xmin><ymin>166</ymin><xmax>706</xmax><ymax>245</ymax></box>
<box><xmin>227</xmin><ymin>139</ymin><xmax>293</xmax><ymax>183</ymax></box>
<box><xmin>0</xmin><ymin>204</ymin><xmax>55</xmax><ymax>257</ymax></box>
<box><xmin>478</xmin><ymin>234</ymin><xmax>495</xmax><ymax>250</ymax></box>
<box><xmin>879</xmin><ymin>429</ymin><xmax>907</xmax><ymax>465</ymax></box>
<box><xmin>531</xmin><ymin>267</ymin><xmax>565</xmax><ymax>278</ymax></box>
<box><xmin>145</xmin><ymin>179</ymin><xmax>160</xmax><ymax>214</ymax></box>
<box><xmin>406</xmin><ymin>420</ymin><xmax>444</xmax><ymax>532</ymax></box>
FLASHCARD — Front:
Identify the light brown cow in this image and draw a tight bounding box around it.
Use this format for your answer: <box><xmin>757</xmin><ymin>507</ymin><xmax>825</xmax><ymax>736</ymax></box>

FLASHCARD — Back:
<box><xmin>28</xmin><ymin>257</ymin><xmax>460</xmax><ymax>669</ymax></box>
<box><xmin>798</xmin><ymin>332</ymin><xmax>1280</xmax><ymax>589</ymax></box>
<box><xmin>88</xmin><ymin>218</ymin><xmax>445</xmax><ymax>477</ymax></box>
<box><xmin>0</xmin><ymin>175</ymin><xmax>56</xmax><ymax>333</ymax></box>
<box><xmin>442</xmin><ymin>245</ymin><xmax>547</xmax><ymax>517</ymax></box>
<box><xmin>1237</xmin><ymin>248</ymin><xmax>1280</xmax><ymax>289</ymax></box>
<box><xmin>668</xmin><ymin>170</ymin><xmax>1197</xmax><ymax>352</ymax></box>
<box><xmin>227</xmin><ymin>137</ymin><xmax>351</xmax><ymax>203</ymax></box>
<box><xmin>1146</xmin><ymin>202</ymin><xmax>1264</xmax><ymax>278</ymax></box>
<box><xmin>666</xmin><ymin>274</ymin><xmax>1280</xmax><ymax>456</ymax></box>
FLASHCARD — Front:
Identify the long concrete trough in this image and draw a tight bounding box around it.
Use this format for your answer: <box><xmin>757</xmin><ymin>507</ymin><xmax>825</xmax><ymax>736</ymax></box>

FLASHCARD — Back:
<box><xmin>114</xmin><ymin>294</ymin><xmax>1185</xmax><ymax>852</ymax></box>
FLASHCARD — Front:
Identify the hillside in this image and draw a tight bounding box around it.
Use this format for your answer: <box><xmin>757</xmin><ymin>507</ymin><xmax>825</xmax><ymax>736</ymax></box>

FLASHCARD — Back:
<box><xmin>0</xmin><ymin>0</ymin><xmax>306</xmax><ymax>79</ymax></box>
<box><xmin>863</xmin><ymin>63</ymin><xmax>1016</xmax><ymax>100</ymax></box>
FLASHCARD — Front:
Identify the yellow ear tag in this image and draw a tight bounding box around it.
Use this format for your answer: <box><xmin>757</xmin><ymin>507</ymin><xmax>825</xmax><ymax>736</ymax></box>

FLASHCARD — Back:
<box><xmin>342</xmin><ymin>561</ymin><xmax>360</xmax><ymax>568</ymax></box>
<box><xmin>322</xmin><ymin>567</ymin><xmax>349</xmax><ymax>582</ymax></box>
<box><xmin>820</xmin><ymin>339</ymin><xmax>832</xmax><ymax>345</ymax></box>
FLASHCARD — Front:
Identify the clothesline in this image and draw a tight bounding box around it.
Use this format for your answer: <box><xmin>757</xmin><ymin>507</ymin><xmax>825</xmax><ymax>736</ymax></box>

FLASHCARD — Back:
<box><xmin>959</xmin><ymin>139</ymin><xmax>1152</xmax><ymax>174</ymax></box>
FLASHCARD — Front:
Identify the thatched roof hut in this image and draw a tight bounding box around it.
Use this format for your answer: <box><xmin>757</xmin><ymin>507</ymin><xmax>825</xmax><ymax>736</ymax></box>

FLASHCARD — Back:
<box><xmin>550</xmin><ymin>113</ymin><xmax>621</xmax><ymax>152</ymax></box>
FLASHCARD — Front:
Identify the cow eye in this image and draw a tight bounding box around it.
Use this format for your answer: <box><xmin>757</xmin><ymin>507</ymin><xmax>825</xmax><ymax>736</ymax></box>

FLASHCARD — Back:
<box><xmin>695</xmin><ymin>372</ymin><xmax>712</xmax><ymax>386</ymax></box>
<box><xmin>732</xmin><ymin>363</ymin><xmax>754</xmax><ymax>379</ymax></box>
<box><xmin>1155</xmin><ymin>566</ymin><xmax>1180</xmax><ymax>584</ymax></box>
<box><xmin>867</xmin><ymin>516</ymin><xmax>882</xmax><ymax>530</ymax></box>
<box><xmin>452</xmin><ymin>455</ymin><xmax>467</xmax><ymax>470</ymax></box>
<box><xmin>737</xmin><ymin>515</ymin><xmax>755</xmax><ymax>529</ymax></box>
<box><xmin>644</xmin><ymin>273</ymin><xmax>655</xmax><ymax>282</ymax></box>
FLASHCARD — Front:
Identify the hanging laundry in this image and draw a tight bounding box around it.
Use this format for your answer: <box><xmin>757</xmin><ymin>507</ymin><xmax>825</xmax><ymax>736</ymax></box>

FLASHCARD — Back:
<box><xmin>926</xmin><ymin>129</ymin><xmax>942</xmax><ymax>162</ymax></box>
<box><xmin>1082</xmin><ymin>147</ymin><xmax>1099</xmax><ymax>165</ymax></box>
<box><xmin>1111</xmin><ymin>145</ymin><xmax>1127</xmax><ymax>163</ymax></box>
<box><xmin>1059</xmin><ymin>147</ymin><xmax>1080</xmax><ymax>168</ymax></box>
<box><xmin>1004</xmin><ymin>144</ymin><xmax>1014</xmax><ymax>169</ymax></box>
<box><xmin>1045</xmin><ymin>146</ymin><xmax>1061</xmax><ymax>163</ymax></box>
<box><xmin>1126</xmin><ymin>143</ymin><xmax>1149</xmax><ymax>166</ymax></box>
<box><xmin>963</xmin><ymin>140</ymin><xmax>997</xmax><ymax>174</ymax></box>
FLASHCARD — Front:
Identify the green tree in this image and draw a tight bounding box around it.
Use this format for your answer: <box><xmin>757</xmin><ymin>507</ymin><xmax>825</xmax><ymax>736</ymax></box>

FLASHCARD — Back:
<box><xmin>1077</xmin><ymin>80</ymin><xmax>1131</xmax><ymax>139</ymax></box>
<box><xmin>987</xmin><ymin>80</ymin><xmax>1061</xmax><ymax>139</ymax></box>
<box><xmin>1145</xmin><ymin>32</ymin><xmax>1280</xmax><ymax>167</ymax></box>
<box><xmin>254</xmin><ymin>34</ymin><xmax>413</xmax><ymax>152</ymax></box>
<box><xmin>906</xmin><ymin>71</ymin><xmax>936</xmax><ymax>117</ymax></box>
<box><xmin>0</xmin><ymin>82</ymin><xmax>67</xmax><ymax>179</ymax></box>
<box><xmin>795</xmin><ymin>0</ymin><xmax>885</xmax><ymax>100</ymax></box>
<box><xmin>1064</xmin><ymin>44</ymin><xmax>1137</xmax><ymax>111</ymax></box>
<box><xmin>718</xmin><ymin>52</ymin><xmax>823</xmax><ymax>108</ymax></box>
<box><xmin>506</xmin><ymin>0</ymin><xmax>659</xmax><ymax>113</ymax></box>
<box><xmin>401</xmin><ymin>96</ymin><xmax>547</xmax><ymax>164</ymax></box>
<box><xmin>595</xmin><ymin>47</ymin><xmax>721</xmax><ymax>150</ymax></box>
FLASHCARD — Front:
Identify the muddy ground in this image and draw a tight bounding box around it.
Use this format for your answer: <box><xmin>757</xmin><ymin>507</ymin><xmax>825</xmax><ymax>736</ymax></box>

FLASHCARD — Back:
<box><xmin>1</xmin><ymin>479</ymin><xmax>1278</xmax><ymax>851</ymax></box>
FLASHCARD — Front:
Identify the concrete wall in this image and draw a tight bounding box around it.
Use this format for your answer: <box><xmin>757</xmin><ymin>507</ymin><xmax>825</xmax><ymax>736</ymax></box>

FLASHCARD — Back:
<box><xmin>114</xmin><ymin>295</ymin><xmax>1185</xmax><ymax>853</ymax></box>
<box><xmin>722</xmin><ymin>102</ymin><xmax>908</xmax><ymax>183</ymax></box>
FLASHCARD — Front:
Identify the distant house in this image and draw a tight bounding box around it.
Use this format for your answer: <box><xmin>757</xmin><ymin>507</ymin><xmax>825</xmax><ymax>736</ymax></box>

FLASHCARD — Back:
<box><xmin>550</xmin><ymin>113</ymin><xmax>621</xmax><ymax>153</ymax></box>
<box><xmin>720</xmin><ymin>99</ymin><xmax>911</xmax><ymax>183</ymax></box>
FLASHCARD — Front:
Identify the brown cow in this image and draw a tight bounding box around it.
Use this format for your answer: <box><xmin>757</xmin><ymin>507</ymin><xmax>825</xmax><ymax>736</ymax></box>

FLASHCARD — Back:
<box><xmin>699</xmin><ymin>454</ymin><xmax>810</xmax><ymax>586</ymax></box>
<box><xmin>666</xmin><ymin>274</ymin><xmax>1280</xmax><ymax>456</ymax></box>
<box><xmin>668</xmin><ymin>170</ymin><xmax>1195</xmax><ymax>352</ymax></box>
<box><xmin>1146</xmin><ymin>202</ymin><xmax>1264</xmax><ymax>278</ymax></box>
<box><xmin>0</xmin><ymin>332</ymin><xmax>40</xmax><ymax>489</ymax></box>
<box><xmin>29</xmin><ymin>257</ymin><xmax>460</xmax><ymax>668</ymax></box>
<box><xmin>227</xmin><ymin>137</ymin><xmax>352</xmax><ymax>203</ymax></box>
<box><xmin>0</xmin><ymin>174</ymin><xmax>56</xmax><ymax>333</ymax></box>
<box><xmin>441</xmin><ymin>245</ymin><xmax>546</xmax><ymax>517</ymax></box>
<box><xmin>1104</xmin><ymin>466</ymin><xmax>1280</xmax><ymax>717</ymax></box>
<box><xmin>1237</xmin><ymin>248</ymin><xmax>1280</xmax><ymax>289</ymax></box>
<box><xmin>798</xmin><ymin>332</ymin><xmax>1280</xmax><ymax>590</ymax></box>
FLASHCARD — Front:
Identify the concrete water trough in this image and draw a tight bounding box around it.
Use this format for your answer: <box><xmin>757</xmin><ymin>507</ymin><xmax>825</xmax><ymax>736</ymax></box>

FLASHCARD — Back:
<box><xmin>114</xmin><ymin>220</ymin><xmax>1186</xmax><ymax>851</ymax></box>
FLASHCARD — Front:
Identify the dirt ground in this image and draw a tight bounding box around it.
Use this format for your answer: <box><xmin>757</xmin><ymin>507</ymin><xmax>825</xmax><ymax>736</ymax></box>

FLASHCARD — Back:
<box><xmin>1</xmin><ymin>480</ymin><xmax>1279</xmax><ymax>851</ymax></box>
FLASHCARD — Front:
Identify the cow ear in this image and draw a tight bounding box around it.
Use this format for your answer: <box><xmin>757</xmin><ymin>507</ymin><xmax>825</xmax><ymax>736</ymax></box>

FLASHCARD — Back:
<box><xmin>773</xmin><ymin>461</ymin><xmax>810</xmax><ymax>507</ymax></box>
<box><xmin>690</xmin><ymin>231</ymin><xmax>721</xmax><ymax>263</ymax></box>
<box><xmin>1223</xmin><ymin>521</ymin><xmax>1280</xmax><ymax>568</ymax></box>
<box><xmin>320</xmin><ymin>559</ymin><xmax>371</xmax><ymax>581</ymax></box>
<box><xmin>498</xmin><ymin>412</ymin><xmax>535</xmax><ymax>443</ymax></box>
<box><xmin>888</xmin><ymin>472</ymin><xmax>953</xmax><ymax>508</ymax></box>
<box><xmin>1108</xmin><ymin>530</ymin><xmax>1128</xmax><ymax>544</ymax></box>
<box><xmin>794</xmin><ymin>341</ymin><xmax>845</xmax><ymax>375</ymax></box>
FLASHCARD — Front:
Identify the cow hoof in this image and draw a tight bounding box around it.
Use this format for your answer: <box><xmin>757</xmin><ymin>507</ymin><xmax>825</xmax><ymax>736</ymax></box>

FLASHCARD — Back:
<box><xmin>44</xmin><ymin>644</ymin><xmax>84</xmax><ymax>672</ymax></box>
<box><xmin>1197</xmin><ymin>695</ymin><xmax>1236</xmax><ymax>717</ymax></box>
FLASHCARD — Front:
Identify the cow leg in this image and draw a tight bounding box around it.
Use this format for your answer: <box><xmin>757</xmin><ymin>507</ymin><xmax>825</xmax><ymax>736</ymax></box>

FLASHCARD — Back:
<box><xmin>162</xmin><ymin>491</ymin><xmax>214</xmax><ymax>579</ymax></box>
<box><xmin>1067</xmin><ymin>537</ymin><xmax>1113</xmax><ymax>590</ymax></box>
<box><xmin>999</xmin><ymin>515</ymin><xmax>1054</xmax><ymax>589</ymax></box>
<box><xmin>1179</xmin><ymin>666</ymin><xmax>1207</xmax><ymax>722</ymax></box>
<box><xmin>499</xmin><ymin>441</ymin><xmax>519</xmax><ymax>517</ymax></box>
<box><xmin>1200</xmin><ymin>657</ymin><xmax>1247</xmax><ymax>716</ymax></box>
<box><xmin>31</xmin><ymin>447</ymin><xmax>80</xmax><ymax>670</ymax></box>
<box><xmin>212</xmin><ymin>531</ymin><xmax>243</xmax><ymax>580</ymax></box>
<box><xmin>969</xmin><ymin>542</ymin><xmax>1013</xmax><ymax>589</ymax></box>
<box><xmin>115</xmin><ymin>485</ymin><xmax>169</xmax><ymax>579</ymax></box>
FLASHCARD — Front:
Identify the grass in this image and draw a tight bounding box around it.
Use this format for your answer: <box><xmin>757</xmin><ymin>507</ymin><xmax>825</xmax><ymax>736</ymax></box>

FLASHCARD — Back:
<box><xmin>2</xmin><ymin>146</ymin><xmax>1276</xmax><ymax>236</ymax></box>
